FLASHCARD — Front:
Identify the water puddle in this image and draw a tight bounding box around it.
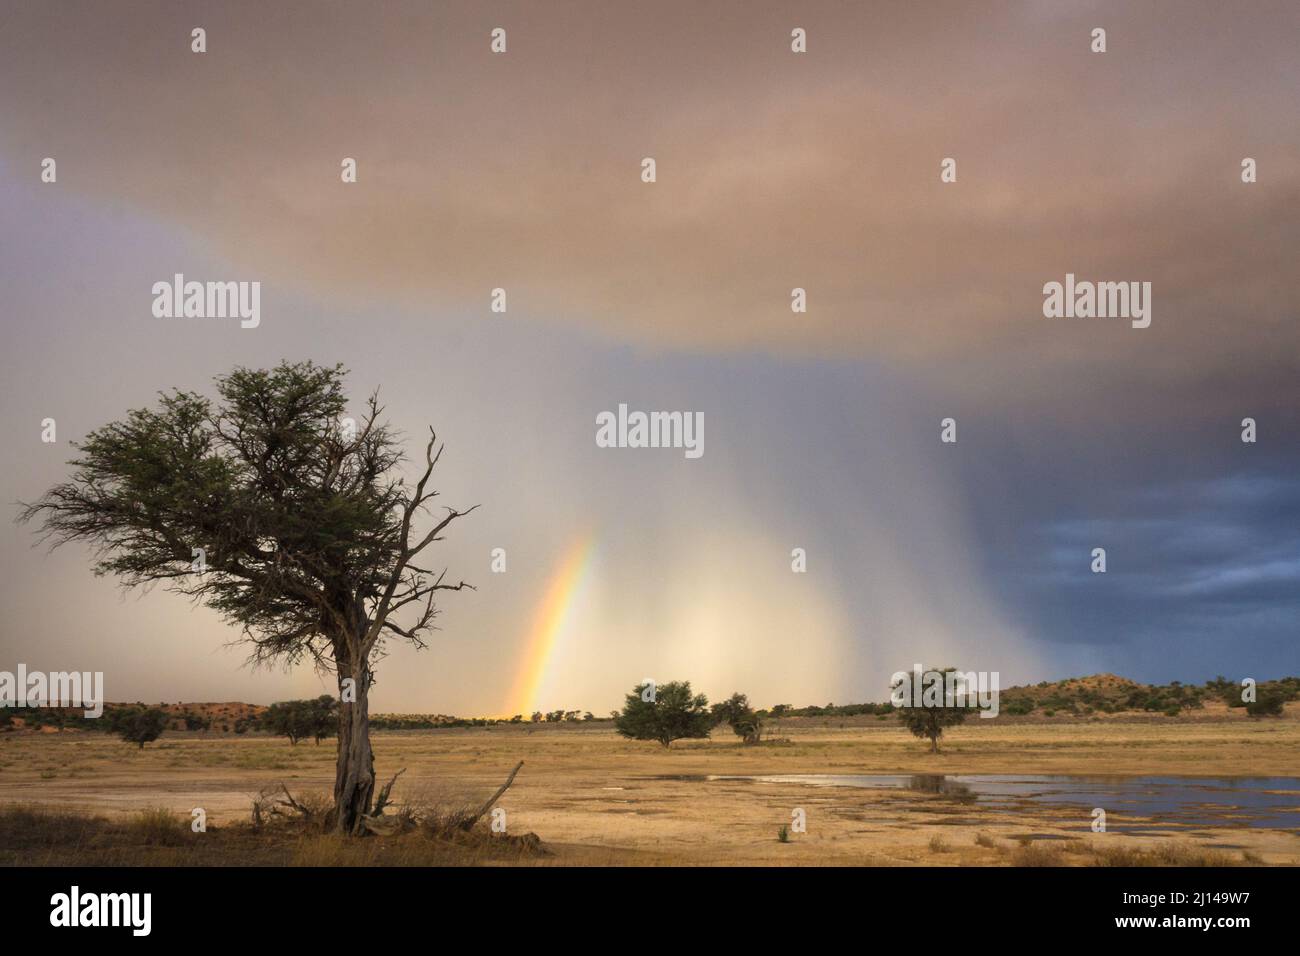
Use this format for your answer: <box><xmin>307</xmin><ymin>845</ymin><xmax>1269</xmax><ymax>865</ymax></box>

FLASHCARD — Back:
<box><xmin>703</xmin><ymin>773</ymin><xmax>1300</xmax><ymax>832</ymax></box>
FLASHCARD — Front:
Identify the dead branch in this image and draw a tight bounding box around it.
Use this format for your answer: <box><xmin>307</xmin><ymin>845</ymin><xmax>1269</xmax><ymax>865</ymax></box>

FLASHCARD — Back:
<box><xmin>360</xmin><ymin>814</ymin><xmax>404</xmax><ymax>836</ymax></box>
<box><xmin>457</xmin><ymin>760</ymin><xmax>523</xmax><ymax>831</ymax></box>
<box><xmin>371</xmin><ymin>768</ymin><xmax>407</xmax><ymax>816</ymax></box>
<box><xmin>279</xmin><ymin>783</ymin><xmax>309</xmax><ymax>816</ymax></box>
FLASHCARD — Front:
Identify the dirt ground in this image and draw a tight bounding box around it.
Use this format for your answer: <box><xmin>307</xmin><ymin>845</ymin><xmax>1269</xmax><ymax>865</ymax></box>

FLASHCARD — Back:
<box><xmin>1</xmin><ymin>712</ymin><xmax>1297</xmax><ymax>865</ymax></box>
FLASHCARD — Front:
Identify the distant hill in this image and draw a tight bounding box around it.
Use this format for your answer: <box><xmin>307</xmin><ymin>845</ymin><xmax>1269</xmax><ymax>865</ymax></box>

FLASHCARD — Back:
<box><xmin>2</xmin><ymin>701</ymin><xmax>266</xmax><ymax>734</ymax></box>
<box><xmin>770</xmin><ymin>674</ymin><xmax>1299</xmax><ymax>719</ymax></box>
<box><xmin>153</xmin><ymin>701</ymin><xmax>267</xmax><ymax>732</ymax></box>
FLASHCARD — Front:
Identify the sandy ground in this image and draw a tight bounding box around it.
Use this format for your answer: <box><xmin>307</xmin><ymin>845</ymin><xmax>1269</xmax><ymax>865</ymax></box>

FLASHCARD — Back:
<box><xmin>2</xmin><ymin>714</ymin><xmax>1297</xmax><ymax>865</ymax></box>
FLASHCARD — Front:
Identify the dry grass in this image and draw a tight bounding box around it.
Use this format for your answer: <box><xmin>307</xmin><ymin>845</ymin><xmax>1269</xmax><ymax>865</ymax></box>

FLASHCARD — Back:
<box><xmin>1089</xmin><ymin>841</ymin><xmax>1238</xmax><ymax>868</ymax></box>
<box><xmin>1</xmin><ymin>717</ymin><xmax>1295</xmax><ymax>866</ymax></box>
<box><xmin>125</xmin><ymin>806</ymin><xmax>188</xmax><ymax>846</ymax></box>
<box><xmin>0</xmin><ymin>803</ymin><xmax>546</xmax><ymax>866</ymax></box>
<box><xmin>1011</xmin><ymin>842</ymin><xmax>1066</xmax><ymax>866</ymax></box>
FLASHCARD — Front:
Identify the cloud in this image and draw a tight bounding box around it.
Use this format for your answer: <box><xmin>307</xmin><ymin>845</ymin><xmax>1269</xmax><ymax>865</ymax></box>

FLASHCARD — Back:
<box><xmin>1</xmin><ymin>0</ymin><xmax>1296</xmax><ymax>418</ymax></box>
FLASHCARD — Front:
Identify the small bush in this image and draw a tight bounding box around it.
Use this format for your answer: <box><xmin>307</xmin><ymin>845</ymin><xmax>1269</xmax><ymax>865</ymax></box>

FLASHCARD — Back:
<box><xmin>1012</xmin><ymin>842</ymin><xmax>1064</xmax><ymax>866</ymax></box>
<box><xmin>125</xmin><ymin>807</ymin><xmax>188</xmax><ymax>846</ymax></box>
<box><xmin>1246</xmin><ymin>693</ymin><xmax>1285</xmax><ymax>717</ymax></box>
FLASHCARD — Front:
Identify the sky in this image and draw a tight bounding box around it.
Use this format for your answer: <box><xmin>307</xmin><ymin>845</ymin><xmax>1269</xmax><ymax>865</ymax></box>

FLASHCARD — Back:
<box><xmin>0</xmin><ymin>1</ymin><xmax>1296</xmax><ymax>716</ymax></box>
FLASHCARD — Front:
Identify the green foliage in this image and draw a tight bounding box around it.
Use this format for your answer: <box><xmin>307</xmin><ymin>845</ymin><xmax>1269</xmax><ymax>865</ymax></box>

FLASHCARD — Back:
<box><xmin>1246</xmin><ymin>692</ymin><xmax>1285</xmax><ymax>717</ymax></box>
<box><xmin>614</xmin><ymin>681</ymin><xmax>712</xmax><ymax>748</ymax></box>
<box><xmin>17</xmin><ymin>359</ymin><xmax>475</xmax><ymax>684</ymax></box>
<box><xmin>107</xmin><ymin>706</ymin><xmax>167</xmax><ymax>749</ymax></box>
<box><xmin>893</xmin><ymin>668</ymin><xmax>971</xmax><ymax>752</ymax></box>
<box><xmin>710</xmin><ymin>692</ymin><xmax>763</xmax><ymax>744</ymax></box>
<box><xmin>262</xmin><ymin>696</ymin><xmax>338</xmax><ymax>744</ymax></box>
<box><xmin>181</xmin><ymin>711</ymin><xmax>211</xmax><ymax>731</ymax></box>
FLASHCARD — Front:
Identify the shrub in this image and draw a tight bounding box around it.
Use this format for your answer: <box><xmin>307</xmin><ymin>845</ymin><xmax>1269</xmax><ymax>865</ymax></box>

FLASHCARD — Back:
<box><xmin>125</xmin><ymin>807</ymin><xmax>187</xmax><ymax>846</ymax></box>
<box><xmin>1246</xmin><ymin>693</ymin><xmax>1285</xmax><ymax>717</ymax></box>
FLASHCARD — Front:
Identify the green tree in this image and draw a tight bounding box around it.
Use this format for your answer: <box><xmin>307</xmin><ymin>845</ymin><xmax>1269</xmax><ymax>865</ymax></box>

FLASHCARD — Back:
<box><xmin>615</xmin><ymin>681</ymin><xmax>712</xmax><ymax>748</ymax></box>
<box><xmin>263</xmin><ymin>699</ymin><xmax>316</xmax><ymax>744</ymax></box>
<box><xmin>19</xmin><ymin>361</ymin><xmax>476</xmax><ymax>833</ymax></box>
<box><xmin>307</xmin><ymin>694</ymin><xmax>339</xmax><ymax>743</ymax></box>
<box><xmin>109</xmin><ymin>706</ymin><xmax>167</xmax><ymax>749</ymax></box>
<box><xmin>711</xmin><ymin>692</ymin><xmax>763</xmax><ymax>744</ymax></box>
<box><xmin>893</xmin><ymin>668</ymin><xmax>972</xmax><ymax>753</ymax></box>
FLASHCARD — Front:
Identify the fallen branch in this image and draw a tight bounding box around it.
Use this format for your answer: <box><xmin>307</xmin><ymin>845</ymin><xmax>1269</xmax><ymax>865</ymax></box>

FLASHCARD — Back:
<box><xmin>371</xmin><ymin>768</ymin><xmax>407</xmax><ymax>816</ymax></box>
<box><xmin>278</xmin><ymin>783</ymin><xmax>311</xmax><ymax>817</ymax></box>
<box><xmin>360</xmin><ymin>813</ymin><xmax>404</xmax><ymax>836</ymax></box>
<box><xmin>457</xmin><ymin>760</ymin><xmax>523</xmax><ymax>831</ymax></box>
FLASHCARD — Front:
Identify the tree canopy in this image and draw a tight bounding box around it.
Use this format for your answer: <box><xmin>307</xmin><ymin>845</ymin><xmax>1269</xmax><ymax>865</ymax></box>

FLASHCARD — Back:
<box><xmin>615</xmin><ymin>681</ymin><xmax>712</xmax><ymax>747</ymax></box>
<box><xmin>711</xmin><ymin>692</ymin><xmax>763</xmax><ymax>744</ymax></box>
<box><xmin>893</xmin><ymin>667</ymin><xmax>972</xmax><ymax>753</ymax></box>
<box><xmin>106</xmin><ymin>706</ymin><xmax>167</xmax><ymax>749</ymax></box>
<box><xmin>263</xmin><ymin>696</ymin><xmax>339</xmax><ymax>744</ymax></box>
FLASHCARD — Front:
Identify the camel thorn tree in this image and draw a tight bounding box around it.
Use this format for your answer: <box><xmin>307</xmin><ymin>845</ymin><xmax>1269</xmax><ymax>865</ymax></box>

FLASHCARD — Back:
<box><xmin>19</xmin><ymin>361</ymin><xmax>477</xmax><ymax>833</ymax></box>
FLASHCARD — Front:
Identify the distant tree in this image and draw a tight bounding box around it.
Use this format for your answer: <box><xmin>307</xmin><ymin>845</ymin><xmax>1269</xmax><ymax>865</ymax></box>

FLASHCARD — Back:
<box><xmin>769</xmin><ymin>704</ymin><xmax>791</xmax><ymax>718</ymax></box>
<box><xmin>110</xmin><ymin>706</ymin><xmax>167</xmax><ymax>749</ymax></box>
<box><xmin>530</xmin><ymin>712</ymin><xmax>542</xmax><ymax>723</ymax></box>
<box><xmin>264</xmin><ymin>696</ymin><xmax>338</xmax><ymax>744</ymax></box>
<box><xmin>893</xmin><ymin>668</ymin><xmax>972</xmax><ymax>753</ymax></box>
<box><xmin>307</xmin><ymin>695</ymin><xmax>339</xmax><ymax>744</ymax></box>
<box><xmin>0</xmin><ymin>708</ymin><xmax>12</xmax><ymax>729</ymax></box>
<box><xmin>615</xmin><ymin>681</ymin><xmax>712</xmax><ymax>748</ymax></box>
<box><xmin>711</xmin><ymin>692</ymin><xmax>763</xmax><ymax>744</ymax></box>
<box><xmin>263</xmin><ymin>701</ymin><xmax>311</xmax><ymax>744</ymax></box>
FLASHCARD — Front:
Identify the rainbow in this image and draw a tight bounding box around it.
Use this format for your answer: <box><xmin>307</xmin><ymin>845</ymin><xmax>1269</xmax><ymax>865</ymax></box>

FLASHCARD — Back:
<box><xmin>503</xmin><ymin>535</ymin><xmax>597</xmax><ymax>716</ymax></box>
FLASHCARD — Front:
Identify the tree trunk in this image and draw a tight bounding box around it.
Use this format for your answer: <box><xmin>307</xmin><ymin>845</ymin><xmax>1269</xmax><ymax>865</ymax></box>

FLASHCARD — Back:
<box><xmin>334</xmin><ymin>651</ymin><xmax>375</xmax><ymax>834</ymax></box>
